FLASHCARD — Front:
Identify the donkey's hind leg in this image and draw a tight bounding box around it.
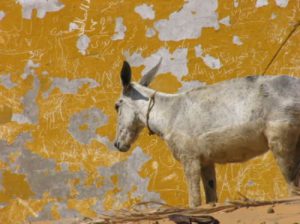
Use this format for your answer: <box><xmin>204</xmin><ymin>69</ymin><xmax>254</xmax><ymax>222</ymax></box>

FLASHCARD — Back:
<box><xmin>265</xmin><ymin>122</ymin><xmax>300</xmax><ymax>194</ymax></box>
<box><xmin>292</xmin><ymin>139</ymin><xmax>300</xmax><ymax>194</ymax></box>
<box><xmin>201</xmin><ymin>163</ymin><xmax>218</xmax><ymax>203</ymax></box>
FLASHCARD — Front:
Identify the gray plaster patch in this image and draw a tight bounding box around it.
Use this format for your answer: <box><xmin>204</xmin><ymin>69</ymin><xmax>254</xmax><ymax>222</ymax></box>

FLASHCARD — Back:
<box><xmin>135</xmin><ymin>4</ymin><xmax>155</xmax><ymax>20</ymax></box>
<box><xmin>256</xmin><ymin>0</ymin><xmax>268</xmax><ymax>8</ymax></box>
<box><xmin>271</xmin><ymin>13</ymin><xmax>277</xmax><ymax>20</ymax></box>
<box><xmin>68</xmin><ymin>108</ymin><xmax>108</xmax><ymax>145</ymax></box>
<box><xmin>91</xmin><ymin>147</ymin><xmax>162</xmax><ymax>213</ymax></box>
<box><xmin>275</xmin><ymin>0</ymin><xmax>289</xmax><ymax>7</ymax></box>
<box><xmin>0</xmin><ymin>11</ymin><xmax>5</xmax><ymax>20</ymax></box>
<box><xmin>194</xmin><ymin>45</ymin><xmax>203</xmax><ymax>58</ymax></box>
<box><xmin>146</xmin><ymin>28</ymin><xmax>156</xmax><ymax>38</ymax></box>
<box><xmin>194</xmin><ymin>45</ymin><xmax>222</xmax><ymax>70</ymax></box>
<box><xmin>219</xmin><ymin>16</ymin><xmax>231</xmax><ymax>26</ymax></box>
<box><xmin>0</xmin><ymin>74</ymin><xmax>16</xmax><ymax>89</ymax></box>
<box><xmin>0</xmin><ymin>133</ymin><xmax>86</xmax><ymax>199</ymax></box>
<box><xmin>124</xmin><ymin>47</ymin><xmax>188</xmax><ymax>81</ymax></box>
<box><xmin>202</xmin><ymin>55</ymin><xmax>222</xmax><ymax>70</ymax></box>
<box><xmin>43</xmin><ymin>77</ymin><xmax>99</xmax><ymax>99</ymax></box>
<box><xmin>69</xmin><ymin>22</ymin><xmax>79</xmax><ymax>32</ymax></box>
<box><xmin>112</xmin><ymin>17</ymin><xmax>127</xmax><ymax>41</ymax></box>
<box><xmin>21</xmin><ymin>60</ymin><xmax>40</xmax><ymax>80</ymax></box>
<box><xmin>30</xmin><ymin>202</ymin><xmax>81</xmax><ymax>221</ymax></box>
<box><xmin>233</xmin><ymin>35</ymin><xmax>243</xmax><ymax>46</ymax></box>
<box><xmin>16</xmin><ymin>0</ymin><xmax>64</xmax><ymax>19</ymax></box>
<box><xmin>77</xmin><ymin>34</ymin><xmax>90</xmax><ymax>55</ymax></box>
<box><xmin>154</xmin><ymin>0</ymin><xmax>219</xmax><ymax>41</ymax></box>
<box><xmin>234</xmin><ymin>0</ymin><xmax>239</xmax><ymax>7</ymax></box>
<box><xmin>12</xmin><ymin>60</ymin><xmax>40</xmax><ymax>124</ymax></box>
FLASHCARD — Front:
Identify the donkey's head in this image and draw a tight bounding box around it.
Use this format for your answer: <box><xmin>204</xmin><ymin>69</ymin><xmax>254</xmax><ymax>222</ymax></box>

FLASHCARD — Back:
<box><xmin>114</xmin><ymin>59</ymin><xmax>162</xmax><ymax>152</ymax></box>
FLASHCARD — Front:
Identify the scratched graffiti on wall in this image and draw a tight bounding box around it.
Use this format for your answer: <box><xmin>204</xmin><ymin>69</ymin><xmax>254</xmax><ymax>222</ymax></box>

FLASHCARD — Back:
<box><xmin>0</xmin><ymin>0</ymin><xmax>299</xmax><ymax>223</ymax></box>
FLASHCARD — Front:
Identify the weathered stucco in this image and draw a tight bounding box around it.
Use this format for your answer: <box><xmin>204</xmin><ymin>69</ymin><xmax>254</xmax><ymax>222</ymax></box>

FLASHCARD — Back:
<box><xmin>0</xmin><ymin>0</ymin><xmax>300</xmax><ymax>223</ymax></box>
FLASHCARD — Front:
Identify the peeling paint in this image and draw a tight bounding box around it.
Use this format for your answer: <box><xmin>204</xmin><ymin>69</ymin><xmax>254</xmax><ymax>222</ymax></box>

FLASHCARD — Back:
<box><xmin>68</xmin><ymin>108</ymin><xmax>108</xmax><ymax>145</ymax></box>
<box><xmin>256</xmin><ymin>0</ymin><xmax>268</xmax><ymax>8</ymax></box>
<box><xmin>77</xmin><ymin>34</ymin><xmax>90</xmax><ymax>55</ymax></box>
<box><xmin>16</xmin><ymin>0</ymin><xmax>64</xmax><ymax>19</ymax></box>
<box><xmin>0</xmin><ymin>74</ymin><xmax>16</xmax><ymax>89</ymax></box>
<box><xmin>234</xmin><ymin>0</ymin><xmax>239</xmax><ymax>8</ymax></box>
<box><xmin>178</xmin><ymin>81</ymin><xmax>205</xmax><ymax>92</ymax></box>
<box><xmin>0</xmin><ymin>11</ymin><xmax>5</xmax><ymax>21</ymax></box>
<box><xmin>96</xmin><ymin>147</ymin><xmax>162</xmax><ymax>211</ymax></box>
<box><xmin>135</xmin><ymin>4</ymin><xmax>155</xmax><ymax>20</ymax></box>
<box><xmin>202</xmin><ymin>55</ymin><xmax>222</xmax><ymax>70</ymax></box>
<box><xmin>275</xmin><ymin>0</ymin><xmax>289</xmax><ymax>8</ymax></box>
<box><xmin>111</xmin><ymin>17</ymin><xmax>127</xmax><ymax>41</ymax></box>
<box><xmin>13</xmin><ymin>61</ymin><xmax>40</xmax><ymax>124</ymax></box>
<box><xmin>43</xmin><ymin>77</ymin><xmax>99</xmax><ymax>99</ymax></box>
<box><xmin>194</xmin><ymin>45</ymin><xmax>222</xmax><ymax>70</ymax></box>
<box><xmin>219</xmin><ymin>16</ymin><xmax>231</xmax><ymax>26</ymax></box>
<box><xmin>271</xmin><ymin>13</ymin><xmax>277</xmax><ymax>20</ymax></box>
<box><xmin>146</xmin><ymin>28</ymin><xmax>156</xmax><ymax>38</ymax></box>
<box><xmin>69</xmin><ymin>22</ymin><xmax>79</xmax><ymax>32</ymax></box>
<box><xmin>233</xmin><ymin>35</ymin><xmax>243</xmax><ymax>46</ymax></box>
<box><xmin>154</xmin><ymin>0</ymin><xmax>219</xmax><ymax>41</ymax></box>
<box><xmin>194</xmin><ymin>45</ymin><xmax>203</xmax><ymax>58</ymax></box>
<box><xmin>124</xmin><ymin>47</ymin><xmax>188</xmax><ymax>81</ymax></box>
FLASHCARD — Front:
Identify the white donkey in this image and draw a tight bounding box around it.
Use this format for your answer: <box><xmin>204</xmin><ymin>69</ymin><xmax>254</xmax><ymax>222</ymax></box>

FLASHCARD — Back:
<box><xmin>114</xmin><ymin>60</ymin><xmax>300</xmax><ymax>207</ymax></box>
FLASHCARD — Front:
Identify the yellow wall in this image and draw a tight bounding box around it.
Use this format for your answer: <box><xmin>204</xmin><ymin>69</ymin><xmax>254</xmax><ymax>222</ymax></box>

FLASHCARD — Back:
<box><xmin>0</xmin><ymin>0</ymin><xmax>299</xmax><ymax>223</ymax></box>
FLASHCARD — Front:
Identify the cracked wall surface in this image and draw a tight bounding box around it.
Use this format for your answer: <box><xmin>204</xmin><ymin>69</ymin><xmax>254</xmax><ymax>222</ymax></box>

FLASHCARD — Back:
<box><xmin>0</xmin><ymin>0</ymin><xmax>300</xmax><ymax>223</ymax></box>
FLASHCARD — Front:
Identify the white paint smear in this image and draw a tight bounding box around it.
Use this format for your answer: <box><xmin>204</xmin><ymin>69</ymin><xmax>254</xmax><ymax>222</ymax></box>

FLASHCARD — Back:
<box><xmin>17</xmin><ymin>0</ymin><xmax>64</xmax><ymax>19</ymax></box>
<box><xmin>256</xmin><ymin>0</ymin><xmax>268</xmax><ymax>8</ymax></box>
<box><xmin>275</xmin><ymin>0</ymin><xmax>289</xmax><ymax>8</ymax></box>
<box><xmin>112</xmin><ymin>17</ymin><xmax>127</xmax><ymax>41</ymax></box>
<box><xmin>77</xmin><ymin>34</ymin><xmax>90</xmax><ymax>55</ymax></box>
<box><xmin>154</xmin><ymin>0</ymin><xmax>219</xmax><ymax>41</ymax></box>
<box><xmin>135</xmin><ymin>4</ymin><xmax>155</xmax><ymax>20</ymax></box>
<box><xmin>0</xmin><ymin>11</ymin><xmax>5</xmax><ymax>21</ymax></box>
<box><xmin>124</xmin><ymin>47</ymin><xmax>188</xmax><ymax>81</ymax></box>
<box><xmin>233</xmin><ymin>35</ymin><xmax>243</xmax><ymax>46</ymax></box>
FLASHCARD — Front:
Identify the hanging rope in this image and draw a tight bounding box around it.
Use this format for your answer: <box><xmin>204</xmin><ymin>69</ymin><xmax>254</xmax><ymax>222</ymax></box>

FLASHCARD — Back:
<box><xmin>262</xmin><ymin>20</ymin><xmax>300</xmax><ymax>75</ymax></box>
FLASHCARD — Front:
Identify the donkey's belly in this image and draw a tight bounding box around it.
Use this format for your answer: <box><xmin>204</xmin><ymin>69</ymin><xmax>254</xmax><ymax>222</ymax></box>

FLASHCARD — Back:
<box><xmin>198</xmin><ymin>120</ymin><xmax>269</xmax><ymax>164</ymax></box>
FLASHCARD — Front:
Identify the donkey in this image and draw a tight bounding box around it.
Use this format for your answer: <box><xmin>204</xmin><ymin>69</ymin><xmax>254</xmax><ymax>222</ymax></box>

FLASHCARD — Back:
<box><xmin>114</xmin><ymin>59</ymin><xmax>300</xmax><ymax>207</ymax></box>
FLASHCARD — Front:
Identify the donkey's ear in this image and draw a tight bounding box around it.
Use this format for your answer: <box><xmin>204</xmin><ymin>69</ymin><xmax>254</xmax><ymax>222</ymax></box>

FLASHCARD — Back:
<box><xmin>121</xmin><ymin>61</ymin><xmax>131</xmax><ymax>89</ymax></box>
<box><xmin>139</xmin><ymin>57</ymin><xmax>162</xmax><ymax>87</ymax></box>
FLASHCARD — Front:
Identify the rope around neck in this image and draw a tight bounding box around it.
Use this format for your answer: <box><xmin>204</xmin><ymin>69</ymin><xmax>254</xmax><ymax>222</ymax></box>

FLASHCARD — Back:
<box><xmin>146</xmin><ymin>91</ymin><xmax>157</xmax><ymax>135</ymax></box>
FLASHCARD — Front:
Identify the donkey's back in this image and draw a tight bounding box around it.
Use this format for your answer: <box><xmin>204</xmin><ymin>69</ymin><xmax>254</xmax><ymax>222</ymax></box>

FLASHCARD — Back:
<box><xmin>176</xmin><ymin>75</ymin><xmax>300</xmax><ymax>134</ymax></box>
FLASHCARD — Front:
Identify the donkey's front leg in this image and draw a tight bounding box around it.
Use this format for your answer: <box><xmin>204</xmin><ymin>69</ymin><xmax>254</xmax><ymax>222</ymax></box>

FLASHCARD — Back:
<box><xmin>182</xmin><ymin>158</ymin><xmax>201</xmax><ymax>207</ymax></box>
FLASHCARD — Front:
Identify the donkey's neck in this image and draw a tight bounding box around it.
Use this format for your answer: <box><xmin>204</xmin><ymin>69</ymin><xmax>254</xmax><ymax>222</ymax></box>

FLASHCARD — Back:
<box><xmin>131</xmin><ymin>83</ymin><xmax>178</xmax><ymax>138</ymax></box>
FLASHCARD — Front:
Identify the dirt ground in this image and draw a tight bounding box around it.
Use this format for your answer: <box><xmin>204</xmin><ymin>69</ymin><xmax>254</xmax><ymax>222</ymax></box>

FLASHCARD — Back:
<box><xmin>32</xmin><ymin>197</ymin><xmax>300</xmax><ymax>224</ymax></box>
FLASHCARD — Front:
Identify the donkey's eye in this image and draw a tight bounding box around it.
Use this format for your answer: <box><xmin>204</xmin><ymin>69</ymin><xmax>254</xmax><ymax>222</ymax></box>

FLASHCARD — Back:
<box><xmin>115</xmin><ymin>103</ymin><xmax>119</xmax><ymax>111</ymax></box>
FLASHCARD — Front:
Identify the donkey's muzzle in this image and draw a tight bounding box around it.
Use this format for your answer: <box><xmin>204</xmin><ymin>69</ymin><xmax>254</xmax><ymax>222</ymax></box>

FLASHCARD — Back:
<box><xmin>114</xmin><ymin>141</ymin><xmax>130</xmax><ymax>152</ymax></box>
